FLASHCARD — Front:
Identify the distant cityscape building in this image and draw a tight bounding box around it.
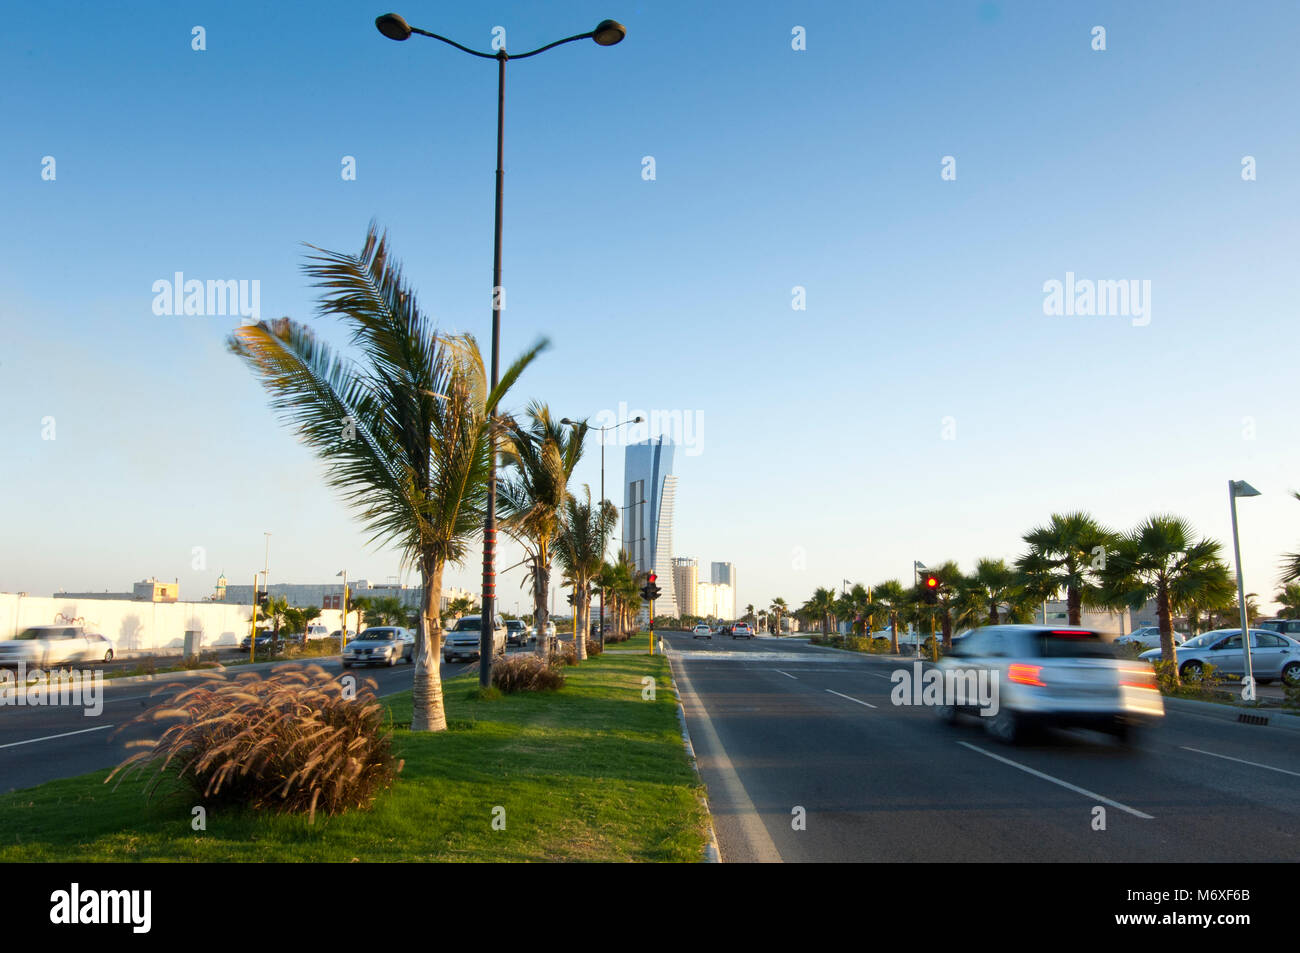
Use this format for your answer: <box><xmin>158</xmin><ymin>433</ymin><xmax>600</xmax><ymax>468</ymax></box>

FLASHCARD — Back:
<box><xmin>624</xmin><ymin>437</ymin><xmax>679</xmax><ymax>617</ymax></box>
<box><xmin>711</xmin><ymin>562</ymin><xmax>737</xmax><ymax>610</ymax></box>
<box><xmin>56</xmin><ymin>577</ymin><xmax>179</xmax><ymax>603</ymax></box>
<box><xmin>695</xmin><ymin>582</ymin><xmax>735</xmax><ymax>621</ymax></box>
<box><xmin>672</xmin><ymin>557</ymin><xmax>698</xmax><ymax>617</ymax></box>
<box><xmin>219</xmin><ymin>579</ymin><xmax>477</xmax><ymax>615</ymax></box>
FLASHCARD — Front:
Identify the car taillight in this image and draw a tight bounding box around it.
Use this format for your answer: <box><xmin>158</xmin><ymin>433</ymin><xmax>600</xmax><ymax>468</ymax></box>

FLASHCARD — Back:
<box><xmin>1008</xmin><ymin>663</ymin><xmax>1045</xmax><ymax>686</ymax></box>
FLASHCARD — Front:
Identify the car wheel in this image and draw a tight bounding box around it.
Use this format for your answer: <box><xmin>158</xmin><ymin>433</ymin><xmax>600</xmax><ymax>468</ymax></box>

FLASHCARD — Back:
<box><xmin>103</xmin><ymin>650</ymin><xmax>114</xmax><ymax>662</ymax></box>
<box><xmin>1180</xmin><ymin>660</ymin><xmax>1204</xmax><ymax>681</ymax></box>
<box><xmin>1282</xmin><ymin>662</ymin><xmax>1300</xmax><ymax>687</ymax></box>
<box><xmin>985</xmin><ymin>707</ymin><xmax>1021</xmax><ymax>744</ymax></box>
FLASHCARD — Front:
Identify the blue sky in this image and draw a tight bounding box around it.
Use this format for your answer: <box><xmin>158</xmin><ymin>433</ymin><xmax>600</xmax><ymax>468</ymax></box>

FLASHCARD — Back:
<box><xmin>2</xmin><ymin>0</ymin><xmax>1298</xmax><ymax>615</ymax></box>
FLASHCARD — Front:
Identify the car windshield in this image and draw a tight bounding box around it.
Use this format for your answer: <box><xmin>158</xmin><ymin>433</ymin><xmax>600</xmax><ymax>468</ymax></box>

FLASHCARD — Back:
<box><xmin>14</xmin><ymin>628</ymin><xmax>50</xmax><ymax>640</ymax></box>
<box><xmin>360</xmin><ymin>629</ymin><xmax>396</xmax><ymax>640</ymax></box>
<box><xmin>1181</xmin><ymin>632</ymin><xmax>1219</xmax><ymax>649</ymax></box>
<box><xmin>453</xmin><ymin>619</ymin><xmax>481</xmax><ymax>632</ymax></box>
<box><xmin>506</xmin><ymin>621</ymin><xmax>523</xmax><ymax>630</ymax></box>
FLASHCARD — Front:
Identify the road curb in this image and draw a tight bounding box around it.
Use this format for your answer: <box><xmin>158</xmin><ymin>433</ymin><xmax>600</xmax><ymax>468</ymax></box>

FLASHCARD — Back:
<box><xmin>660</xmin><ymin>646</ymin><xmax>721</xmax><ymax>863</ymax></box>
<box><xmin>1163</xmin><ymin>696</ymin><xmax>1300</xmax><ymax>733</ymax></box>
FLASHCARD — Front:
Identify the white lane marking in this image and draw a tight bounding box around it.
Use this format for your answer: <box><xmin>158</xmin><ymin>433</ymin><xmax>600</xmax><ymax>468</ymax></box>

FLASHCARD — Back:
<box><xmin>1181</xmin><ymin>746</ymin><xmax>1300</xmax><ymax>779</ymax></box>
<box><xmin>775</xmin><ymin>670</ymin><xmax>797</xmax><ymax>679</ymax></box>
<box><xmin>958</xmin><ymin>741</ymin><xmax>1154</xmax><ymax>819</ymax></box>
<box><xmin>824</xmin><ymin>688</ymin><xmax>877</xmax><ymax>709</ymax></box>
<box><xmin>0</xmin><ymin>724</ymin><xmax>114</xmax><ymax>750</ymax></box>
<box><xmin>869</xmin><ymin>672</ymin><xmax>891</xmax><ymax>680</ymax></box>
<box><xmin>669</xmin><ymin>654</ymin><xmax>783</xmax><ymax>863</ymax></box>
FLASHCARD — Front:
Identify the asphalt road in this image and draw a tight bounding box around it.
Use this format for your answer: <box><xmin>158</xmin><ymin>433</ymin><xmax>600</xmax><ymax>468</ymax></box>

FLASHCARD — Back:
<box><xmin>665</xmin><ymin>631</ymin><xmax>1300</xmax><ymax>862</ymax></box>
<box><xmin>0</xmin><ymin>648</ymin><xmax>539</xmax><ymax>793</ymax></box>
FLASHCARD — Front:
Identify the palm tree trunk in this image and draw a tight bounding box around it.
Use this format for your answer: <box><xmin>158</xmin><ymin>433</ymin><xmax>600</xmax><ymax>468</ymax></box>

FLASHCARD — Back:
<box><xmin>534</xmin><ymin>558</ymin><xmax>549</xmax><ymax>658</ymax></box>
<box><xmin>1157</xmin><ymin>577</ymin><xmax>1178</xmax><ymax>683</ymax></box>
<box><xmin>412</xmin><ymin>559</ymin><xmax>448</xmax><ymax>732</ymax></box>
<box><xmin>942</xmin><ymin>610</ymin><xmax>953</xmax><ymax>651</ymax></box>
<box><xmin>1067</xmin><ymin>584</ymin><xmax>1082</xmax><ymax>626</ymax></box>
<box><xmin>575</xmin><ymin>588</ymin><xmax>588</xmax><ymax>661</ymax></box>
<box><xmin>890</xmin><ymin>611</ymin><xmax>900</xmax><ymax>653</ymax></box>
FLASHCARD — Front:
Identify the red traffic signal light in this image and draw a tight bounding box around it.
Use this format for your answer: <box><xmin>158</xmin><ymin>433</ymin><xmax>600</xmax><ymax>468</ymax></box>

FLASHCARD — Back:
<box><xmin>925</xmin><ymin>575</ymin><xmax>939</xmax><ymax>589</ymax></box>
<box><xmin>647</xmin><ymin>573</ymin><xmax>656</xmax><ymax>584</ymax></box>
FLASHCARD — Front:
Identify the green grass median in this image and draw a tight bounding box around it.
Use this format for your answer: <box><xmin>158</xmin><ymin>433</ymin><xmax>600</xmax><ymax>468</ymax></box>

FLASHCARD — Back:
<box><xmin>0</xmin><ymin>650</ymin><xmax>708</xmax><ymax>862</ymax></box>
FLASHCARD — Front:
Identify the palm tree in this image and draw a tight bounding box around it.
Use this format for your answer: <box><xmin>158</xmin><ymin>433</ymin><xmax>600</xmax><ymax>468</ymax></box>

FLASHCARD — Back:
<box><xmin>1015</xmin><ymin>511</ymin><xmax>1117</xmax><ymax>625</ymax></box>
<box><xmin>349</xmin><ymin>595</ymin><xmax>373</xmax><ymax>635</ymax></box>
<box><xmin>1276</xmin><ymin>583</ymin><xmax>1300</xmax><ymax>620</ymax></box>
<box><xmin>801</xmin><ymin>587</ymin><xmax>837</xmax><ymax>637</ymax></box>
<box><xmin>443</xmin><ymin>595</ymin><xmax>474</xmax><ymax>625</ymax></box>
<box><xmin>870</xmin><ymin>580</ymin><xmax>907</xmax><ymax>653</ymax></box>
<box><xmin>498</xmin><ymin>402</ymin><xmax>586</xmax><ymax>656</ymax></box>
<box><xmin>769</xmin><ymin>597</ymin><xmax>788</xmax><ymax>636</ymax></box>
<box><xmin>228</xmin><ymin>224</ymin><xmax>543</xmax><ymax>731</ymax></box>
<box><xmin>966</xmin><ymin>557</ymin><xmax>1023</xmax><ymax>625</ymax></box>
<box><xmin>260</xmin><ymin>594</ymin><xmax>289</xmax><ymax>651</ymax></box>
<box><xmin>927</xmin><ymin>560</ymin><xmax>972</xmax><ymax>650</ymax></box>
<box><xmin>555</xmin><ymin>486</ymin><xmax>617</xmax><ymax>661</ymax></box>
<box><xmin>1097</xmin><ymin>515</ymin><xmax>1236</xmax><ymax>682</ymax></box>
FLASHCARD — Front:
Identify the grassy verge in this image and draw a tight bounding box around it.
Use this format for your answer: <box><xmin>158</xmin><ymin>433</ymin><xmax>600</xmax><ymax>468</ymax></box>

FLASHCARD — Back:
<box><xmin>0</xmin><ymin>650</ymin><xmax>707</xmax><ymax>862</ymax></box>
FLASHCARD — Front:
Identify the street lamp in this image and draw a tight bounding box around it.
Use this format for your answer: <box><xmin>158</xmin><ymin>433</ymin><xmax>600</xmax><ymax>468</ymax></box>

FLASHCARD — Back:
<box><xmin>1229</xmin><ymin>479</ymin><xmax>1261</xmax><ymax>694</ymax></box>
<box><xmin>376</xmin><ymin>13</ymin><xmax>626</xmax><ymax>687</ymax></box>
<box><xmin>562</xmin><ymin>415</ymin><xmax>643</xmax><ymax>648</ymax></box>
<box><xmin>336</xmin><ymin>569</ymin><xmax>348</xmax><ymax>651</ymax></box>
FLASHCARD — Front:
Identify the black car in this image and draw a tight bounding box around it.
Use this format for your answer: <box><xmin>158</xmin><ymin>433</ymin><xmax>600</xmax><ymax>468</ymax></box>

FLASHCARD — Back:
<box><xmin>240</xmin><ymin>630</ymin><xmax>278</xmax><ymax>652</ymax></box>
<box><xmin>505</xmin><ymin>620</ymin><xmax>530</xmax><ymax>646</ymax></box>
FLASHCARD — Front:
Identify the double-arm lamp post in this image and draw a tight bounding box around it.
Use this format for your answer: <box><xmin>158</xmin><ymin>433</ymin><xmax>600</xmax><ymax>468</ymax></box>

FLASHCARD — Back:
<box><xmin>374</xmin><ymin>14</ymin><xmax>627</xmax><ymax>686</ymax></box>
<box><xmin>561</xmin><ymin>415</ymin><xmax>643</xmax><ymax>647</ymax></box>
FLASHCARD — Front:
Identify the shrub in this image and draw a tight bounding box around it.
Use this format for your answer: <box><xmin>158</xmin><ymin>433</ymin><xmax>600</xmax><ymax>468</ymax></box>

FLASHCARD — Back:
<box><xmin>585</xmin><ymin>639</ymin><xmax>603</xmax><ymax>657</ymax></box>
<box><xmin>550</xmin><ymin>642</ymin><xmax>577</xmax><ymax>667</ymax></box>
<box><xmin>491</xmin><ymin>654</ymin><xmax>566</xmax><ymax>693</ymax></box>
<box><xmin>107</xmin><ymin>663</ymin><xmax>398</xmax><ymax>821</ymax></box>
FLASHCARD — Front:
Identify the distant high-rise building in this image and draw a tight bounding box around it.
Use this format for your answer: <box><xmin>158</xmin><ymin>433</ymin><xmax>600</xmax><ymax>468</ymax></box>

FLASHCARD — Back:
<box><xmin>695</xmin><ymin>582</ymin><xmax>734</xmax><ymax>621</ymax></box>
<box><xmin>672</xmin><ymin>557</ymin><xmax>698</xmax><ymax>617</ymax></box>
<box><xmin>711</xmin><ymin>562</ymin><xmax>736</xmax><ymax>615</ymax></box>
<box><xmin>624</xmin><ymin>436</ymin><xmax>679</xmax><ymax>617</ymax></box>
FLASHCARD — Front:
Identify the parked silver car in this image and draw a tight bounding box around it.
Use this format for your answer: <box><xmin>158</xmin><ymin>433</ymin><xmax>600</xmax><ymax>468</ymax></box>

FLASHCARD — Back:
<box><xmin>342</xmin><ymin>627</ymin><xmax>415</xmax><ymax>667</ymax></box>
<box><xmin>935</xmin><ymin>624</ymin><xmax>1164</xmax><ymax>744</ymax></box>
<box><xmin>1139</xmin><ymin>628</ymin><xmax>1300</xmax><ymax>685</ymax></box>
<box><xmin>0</xmin><ymin>625</ymin><xmax>114</xmax><ymax>667</ymax></box>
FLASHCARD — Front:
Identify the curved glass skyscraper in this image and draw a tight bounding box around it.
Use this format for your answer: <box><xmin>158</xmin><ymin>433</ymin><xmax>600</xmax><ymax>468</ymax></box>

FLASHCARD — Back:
<box><xmin>623</xmin><ymin>436</ymin><xmax>679</xmax><ymax>618</ymax></box>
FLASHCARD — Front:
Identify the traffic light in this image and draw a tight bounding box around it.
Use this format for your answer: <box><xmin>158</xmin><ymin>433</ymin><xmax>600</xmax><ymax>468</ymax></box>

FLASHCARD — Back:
<box><xmin>923</xmin><ymin>574</ymin><xmax>940</xmax><ymax>605</ymax></box>
<box><xmin>566</xmin><ymin>592</ymin><xmax>576</xmax><ymax>606</ymax></box>
<box><xmin>255</xmin><ymin>588</ymin><xmax>269</xmax><ymax>609</ymax></box>
<box><xmin>640</xmin><ymin>572</ymin><xmax>661</xmax><ymax>601</ymax></box>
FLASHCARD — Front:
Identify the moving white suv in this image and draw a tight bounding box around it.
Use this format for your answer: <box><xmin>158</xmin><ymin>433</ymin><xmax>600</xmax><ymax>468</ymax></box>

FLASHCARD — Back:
<box><xmin>0</xmin><ymin>625</ymin><xmax>113</xmax><ymax>667</ymax></box>
<box><xmin>443</xmin><ymin>615</ymin><xmax>507</xmax><ymax>663</ymax></box>
<box><xmin>731</xmin><ymin>622</ymin><xmax>755</xmax><ymax>639</ymax></box>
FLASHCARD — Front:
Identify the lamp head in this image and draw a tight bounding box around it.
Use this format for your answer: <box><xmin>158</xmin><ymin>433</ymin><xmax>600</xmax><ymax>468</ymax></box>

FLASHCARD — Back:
<box><xmin>592</xmin><ymin>19</ymin><xmax>626</xmax><ymax>46</ymax></box>
<box><xmin>376</xmin><ymin>13</ymin><xmax>413</xmax><ymax>41</ymax></box>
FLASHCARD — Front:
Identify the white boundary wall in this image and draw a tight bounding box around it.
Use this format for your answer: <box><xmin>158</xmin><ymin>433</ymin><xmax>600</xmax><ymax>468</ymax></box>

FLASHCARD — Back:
<box><xmin>0</xmin><ymin>594</ymin><xmax>341</xmax><ymax>655</ymax></box>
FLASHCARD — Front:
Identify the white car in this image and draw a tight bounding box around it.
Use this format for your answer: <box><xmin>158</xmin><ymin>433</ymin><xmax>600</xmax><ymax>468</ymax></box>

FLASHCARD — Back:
<box><xmin>0</xmin><ymin>625</ymin><xmax>114</xmax><ymax>667</ymax></box>
<box><xmin>443</xmin><ymin>615</ymin><xmax>507</xmax><ymax>663</ymax></box>
<box><xmin>692</xmin><ymin>624</ymin><xmax>713</xmax><ymax>640</ymax></box>
<box><xmin>935</xmin><ymin>624</ymin><xmax>1164</xmax><ymax>745</ymax></box>
<box><xmin>731</xmin><ymin>622</ymin><xmax>755</xmax><ymax>639</ymax></box>
<box><xmin>1115</xmin><ymin>626</ymin><xmax>1187</xmax><ymax>649</ymax></box>
<box><xmin>303</xmin><ymin>623</ymin><xmax>331</xmax><ymax>641</ymax></box>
